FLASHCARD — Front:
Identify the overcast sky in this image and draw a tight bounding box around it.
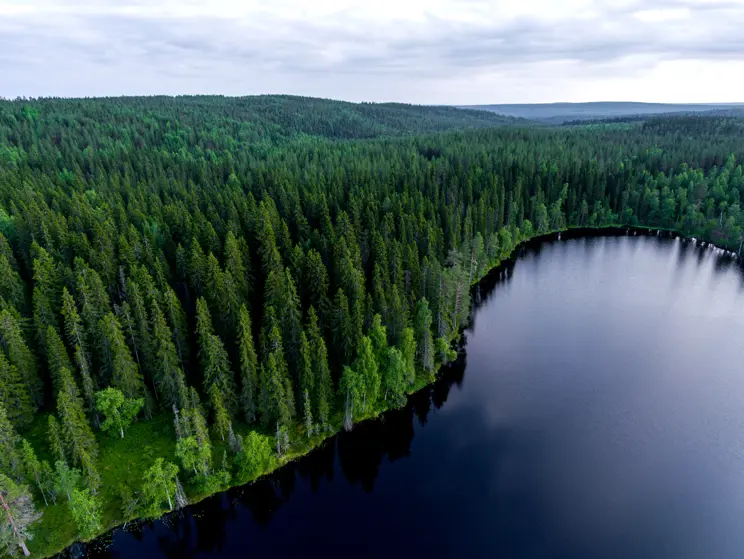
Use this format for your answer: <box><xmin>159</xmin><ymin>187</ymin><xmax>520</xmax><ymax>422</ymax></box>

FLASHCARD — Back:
<box><xmin>1</xmin><ymin>0</ymin><xmax>742</xmax><ymax>104</ymax></box>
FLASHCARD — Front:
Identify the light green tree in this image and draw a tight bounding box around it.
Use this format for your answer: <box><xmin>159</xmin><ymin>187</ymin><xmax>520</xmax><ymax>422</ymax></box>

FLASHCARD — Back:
<box><xmin>95</xmin><ymin>387</ymin><xmax>144</xmax><ymax>438</ymax></box>
<box><xmin>234</xmin><ymin>431</ymin><xmax>274</xmax><ymax>483</ymax></box>
<box><xmin>69</xmin><ymin>488</ymin><xmax>101</xmax><ymax>539</ymax></box>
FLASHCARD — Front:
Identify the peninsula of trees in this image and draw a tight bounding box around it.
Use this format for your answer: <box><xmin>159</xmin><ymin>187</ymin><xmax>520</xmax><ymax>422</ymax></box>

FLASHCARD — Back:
<box><xmin>0</xmin><ymin>96</ymin><xmax>742</xmax><ymax>557</ymax></box>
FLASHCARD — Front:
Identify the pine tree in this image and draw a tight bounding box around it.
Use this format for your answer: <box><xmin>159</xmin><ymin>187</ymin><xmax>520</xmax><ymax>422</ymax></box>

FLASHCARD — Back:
<box><xmin>0</xmin><ymin>404</ymin><xmax>21</xmax><ymax>480</ymax></box>
<box><xmin>0</xmin><ymin>253</ymin><xmax>26</xmax><ymax>312</ymax></box>
<box><xmin>75</xmin><ymin>263</ymin><xmax>111</xmax><ymax>364</ymax></box>
<box><xmin>31</xmin><ymin>242</ymin><xmax>60</xmax><ymax>350</ymax></box>
<box><xmin>56</xmin><ymin>368</ymin><xmax>99</xmax><ymax>489</ymax></box>
<box><xmin>413</xmin><ymin>298</ymin><xmax>435</xmax><ymax>378</ymax></box>
<box><xmin>258</xmin><ymin>351</ymin><xmax>292</xmax><ymax>430</ymax></box>
<box><xmin>47</xmin><ymin>415</ymin><xmax>65</xmax><ymax>465</ymax></box>
<box><xmin>307</xmin><ymin>307</ymin><xmax>332</xmax><ymax>428</ymax></box>
<box><xmin>61</xmin><ymin>288</ymin><xmax>97</xmax><ymax>420</ymax></box>
<box><xmin>162</xmin><ymin>286</ymin><xmax>190</xmax><ymax>368</ymax></box>
<box><xmin>150</xmin><ymin>302</ymin><xmax>188</xmax><ymax>409</ymax></box>
<box><xmin>304</xmin><ymin>249</ymin><xmax>330</xmax><ymax>324</ymax></box>
<box><xmin>0</xmin><ymin>351</ymin><xmax>33</xmax><ymax>430</ymax></box>
<box><xmin>99</xmin><ymin>313</ymin><xmax>146</xmax><ymax>400</ymax></box>
<box><xmin>208</xmin><ymin>385</ymin><xmax>231</xmax><ymax>442</ymax></box>
<box><xmin>237</xmin><ymin>305</ymin><xmax>259</xmax><ymax>424</ymax></box>
<box><xmin>400</xmin><ymin>327</ymin><xmax>417</xmax><ymax>386</ymax></box>
<box><xmin>46</xmin><ymin>325</ymin><xmax>72</xmax><ymax>391</ymax></box>
<box><xmin>177</xmin><ymin>389</ymin><xmax>213</xmax><ymax>477</ymax></box>
<box><xmin>0</xmin><ymin>310</ymin><xmax>41</xmax><ymax>408</ymax></box>
<box><xmin>298</xmin><ymin>331</ymin><xmax>314</xmax><ymax>404</ymax></box>
<box><xmin>196</xmin><ymin>298</ymin><xmax>237</xmax><ymax>420</ymax></box>
<box><xmin>332</xmin><ymin>288</ymin><xmax>354</xmax><ymax>365</ymax></box>
<box><xmin>387</xmin><ymin>285</ymin><xmax>407</xmax><ymax>346</ymax></box>
<box><xmin>123</xmin><ymin>277</ymin><xmax>154</xmax><ymax>392</ymax></box>
<box><xmin>303</xmin><ymin>389</ymin><xmax>314</xmax><ymax>439</ymax></box>
<box><xmin>223</xmin><ymin>231</ymin><xmax>250</xmax><ymax>303</ymax></box>
<box><xmin>188</xmin><ymin>238</ymin><xmax>207</xmax><ymax>297</ymax></box>
<box><xmin>265</xmin><ymin>268</ymin><xmax>303</xmax><ymax>395</ymax></box>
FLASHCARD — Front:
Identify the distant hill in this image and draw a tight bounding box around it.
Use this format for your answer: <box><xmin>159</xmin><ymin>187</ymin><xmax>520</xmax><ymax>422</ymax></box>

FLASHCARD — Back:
<box><xmin>1</xmin><ymin>95</ymin><xmax>522</xmax><ymax>143</ymax></box>
<box><xmin>460</xmin><ymin>102</ymin><xmax>744</xmax><ymax>124</ymax></box>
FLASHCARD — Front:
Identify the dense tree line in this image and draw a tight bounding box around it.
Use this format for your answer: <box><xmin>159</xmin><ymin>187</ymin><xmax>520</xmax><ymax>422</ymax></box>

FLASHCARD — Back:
<box><xmin>0</xmin><ymin>96</ymin><xmax>742</xmax><ymax>555</ymax></box>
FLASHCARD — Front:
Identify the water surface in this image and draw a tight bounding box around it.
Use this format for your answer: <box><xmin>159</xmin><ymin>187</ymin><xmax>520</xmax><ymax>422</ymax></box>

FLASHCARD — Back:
<box><xmin>85</xmin><ymin>234</ymin><xmax>744</xmax><ymax>559</ymax></box>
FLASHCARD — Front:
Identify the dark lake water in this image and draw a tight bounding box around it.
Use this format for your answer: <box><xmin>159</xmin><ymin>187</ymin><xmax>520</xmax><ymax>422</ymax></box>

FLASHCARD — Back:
<box><xmin>83</xmin><ymin>233</ymin><xmax>744</xmax><ymax>559</ymax></box>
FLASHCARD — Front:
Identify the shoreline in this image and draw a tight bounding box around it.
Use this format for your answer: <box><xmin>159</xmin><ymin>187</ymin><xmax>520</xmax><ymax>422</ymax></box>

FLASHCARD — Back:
<box><xmin>42</xmin><ymin>224</ymin><xmax>741</xmax><ymax>558</ymax></box>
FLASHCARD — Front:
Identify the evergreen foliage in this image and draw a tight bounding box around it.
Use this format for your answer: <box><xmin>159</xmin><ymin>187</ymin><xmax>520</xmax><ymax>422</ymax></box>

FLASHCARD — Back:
<box><xmin>0</xmin><ymin>95</ymin><xmax>743</xmax><ymax>555</ymax></box>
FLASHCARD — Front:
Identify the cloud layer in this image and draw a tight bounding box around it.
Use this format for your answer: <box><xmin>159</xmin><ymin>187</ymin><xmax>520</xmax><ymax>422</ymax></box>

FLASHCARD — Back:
<box><xmin>1</xmin><ymin>0</ymin><xmax>742</xmax><ymax>103</ymax></box>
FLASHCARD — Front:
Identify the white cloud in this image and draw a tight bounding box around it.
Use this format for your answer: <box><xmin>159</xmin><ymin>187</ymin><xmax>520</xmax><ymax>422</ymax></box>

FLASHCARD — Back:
<box><xmin>0</xmin><ymin>0</ymin><xmax>742</xmax><ymax>103</ymax></box>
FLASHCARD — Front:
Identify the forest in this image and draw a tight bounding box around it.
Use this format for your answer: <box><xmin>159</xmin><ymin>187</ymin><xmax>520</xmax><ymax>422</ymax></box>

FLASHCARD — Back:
<box><xmin>0</xmin><ymin>95</ymin><xmax>743</xmax><ymax>557</ymax></box>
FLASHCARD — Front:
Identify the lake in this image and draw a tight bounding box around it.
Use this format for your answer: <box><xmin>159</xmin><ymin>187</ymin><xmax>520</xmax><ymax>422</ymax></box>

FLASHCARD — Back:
<box><xmin>79</xmin><ymin>232</ymin><xmax>744</xmax><ymax>559</ymax></box>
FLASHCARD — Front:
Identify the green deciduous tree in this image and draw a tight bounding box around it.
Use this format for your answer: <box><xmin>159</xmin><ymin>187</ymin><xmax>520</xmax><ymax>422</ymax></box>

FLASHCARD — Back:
<box><xmin>95</xmin><ymin>387</ymin><xmax>143</xmax><ymax>438</ymax></box>
<box><xmin>141</xmin><ymin>458</ymin><xmax>185</xmax><ymax>517</ymax></box>
<box><xmin>399</xmin><ymin>327</ymin><xmax>417</xmax><ymax>386</ymax></box>
<box><xmin>69</xmin><ymin>488</ymin><xmax>101</xmax><ymax>539</ymax></box>
<box><xmin>234</xmin><ymin>431</ymin><xmax>274</xmax><ymax>484</ymax></box>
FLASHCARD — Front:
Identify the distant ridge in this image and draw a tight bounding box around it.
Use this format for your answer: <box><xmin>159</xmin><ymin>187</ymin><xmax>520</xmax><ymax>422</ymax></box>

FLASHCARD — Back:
<box><xmin>460</xmin><ymin>102</ymin><xmax>744</xmax><ymax>124</ymax></box>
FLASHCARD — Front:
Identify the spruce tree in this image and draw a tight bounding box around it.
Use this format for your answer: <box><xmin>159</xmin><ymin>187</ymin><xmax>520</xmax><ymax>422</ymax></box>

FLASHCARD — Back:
<box><xmin>31</xmin><ymin>242</ymin><xmax>60</xmax><ymax>350</ymax></box>
<box><xmin>150</xmin><ymin>302</ymin><xmax>188</xmax><ymax>409</ymax></box>
<box><xmin>99</xmin><ymin>313</ymin><xmax>146</xmax><ymax>400</ymax></box>
<box><xmin>47</xmin><ymin>415</ymin><xmax>65</xmax><ymax>465</ymax></box>
<box><xmin>196</xmin><ymin>298</ymin><xmax>237</xmax><ymax>419</ymax></box>
<box><xmin>0</xmin><ymin>351</ymin><xmax>33</xmax><ymax>430</ymax></box>
<box><xmin>307</xmin><ymin>307</ymin><xmax>332</xmax><ymax>428</ymax></box>
<box><xmin>45</xmin><ymin>325</ymin><xmax>72</xmax><ymax>391</ymax></box>
<box><xmin>61</xmin><ymin>288</ymin><xmax>97</xmax><ymax>419</ymax></box>
<box><xmin>56</xmin><ymin>367</ymin><xmax>99</xmax><ymax>489</ymax></box>
<box><xmin>413</xmin><ymin>298</ymin><xmax>435</xmax><ymax>378</ymax></box>
<box><xmin>399</xmin><ymin>327</ymin><xmax>417</xmax><ymax>386</ymax></box>
<box><xmin>332</xmin><ymin>288</ymin><xmax>354</xmax><ymax>365</ymax></box>
<box><xmin>162</xmin><ymin>286</ymin><xmax>190</xmax><ymax>368</ymax></box>
<box><xmin>237</xmin><ymin>305</ymin><xmax>259</xmax><ymax>424</ymax></box>
<box><xmin>0</xmin><ymin>310</ymin><xmax>41</xmax><ymax>408</ymax></box>
<box><xmin>0</xmin><ymin>404</ymin><xmax>21</xmax><ymax>480</ymax></box>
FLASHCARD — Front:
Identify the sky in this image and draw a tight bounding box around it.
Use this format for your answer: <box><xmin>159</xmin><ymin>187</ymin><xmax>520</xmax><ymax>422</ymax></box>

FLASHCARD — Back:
<box><xmin>1</xmin><ymin>0</ymin><xmax>743</xmax><ymax>104</ymax></box>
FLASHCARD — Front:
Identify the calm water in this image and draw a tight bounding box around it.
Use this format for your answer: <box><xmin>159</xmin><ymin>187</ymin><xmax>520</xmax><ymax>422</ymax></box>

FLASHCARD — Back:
<box><xmin>81</xmin><ymin>233</ymin><xmax>744</xmax><ymax>559</ymax></box>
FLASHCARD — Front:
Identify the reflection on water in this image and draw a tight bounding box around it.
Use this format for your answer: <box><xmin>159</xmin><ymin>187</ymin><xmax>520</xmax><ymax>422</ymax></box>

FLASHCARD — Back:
<box><xmin>71</xmin><ymin>230</ymin><xmax>744</xmax><ymax>559</ymax></box>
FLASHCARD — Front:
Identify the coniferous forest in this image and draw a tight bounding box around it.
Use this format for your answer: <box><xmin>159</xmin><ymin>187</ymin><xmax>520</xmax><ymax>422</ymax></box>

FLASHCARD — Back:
<box><xmin>0</xmin><ymin>95</ymin><xmax>743</xmax><ymax>557</ymax></box>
